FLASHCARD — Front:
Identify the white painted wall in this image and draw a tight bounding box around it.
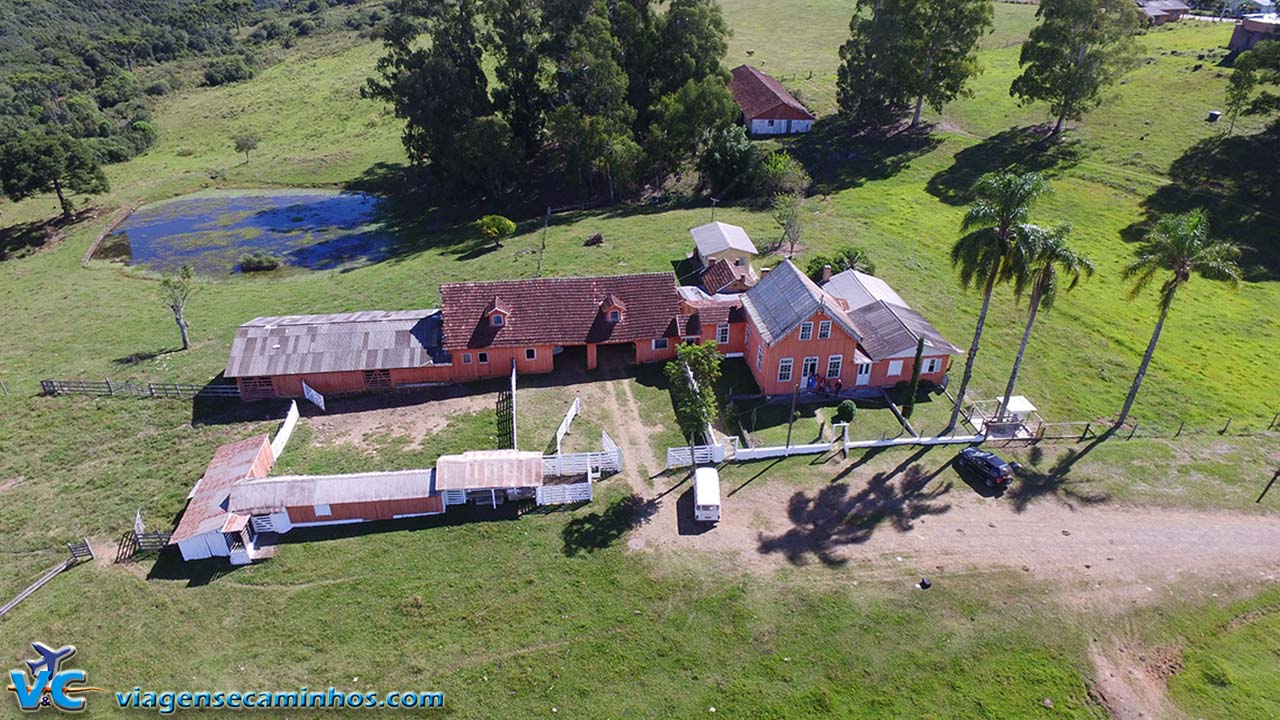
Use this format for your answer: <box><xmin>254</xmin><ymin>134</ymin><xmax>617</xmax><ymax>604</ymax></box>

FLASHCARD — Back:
<box><xmin>749</xmin><ymin>118</ymin><xmax>812</xmax><ymax>136</ymax></box>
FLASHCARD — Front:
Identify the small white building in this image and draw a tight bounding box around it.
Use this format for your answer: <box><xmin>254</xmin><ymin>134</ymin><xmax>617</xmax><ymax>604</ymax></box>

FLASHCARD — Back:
<box><xmin>730</xmin><ymin>65</ymin><xmax>816</xmax><ymax>136</ymax></box>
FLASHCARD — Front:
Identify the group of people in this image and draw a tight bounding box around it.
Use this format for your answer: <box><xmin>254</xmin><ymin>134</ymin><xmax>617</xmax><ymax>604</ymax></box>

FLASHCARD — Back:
<box><xmin>804</xmin><ymin>373</ymin><xmax>843</xmax><ymax>397</ymax></box>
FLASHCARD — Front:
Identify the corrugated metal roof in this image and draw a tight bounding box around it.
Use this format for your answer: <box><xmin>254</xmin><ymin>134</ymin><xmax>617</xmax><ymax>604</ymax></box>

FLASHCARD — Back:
<box><xmin>740</xmin><ymin>260</ymin><xmax>861</xmax><ymax>344</ymax></box>
<box><xmin>228</xmin><ymin>469</ymin><xmax>433</xmax><ymax>513</ymax></box>
<box><xmin>170</xmin><ymin>436</ymin><xmax>274</xmax><ymax>544</ymax></box>
<box><xmin>691</xmin><ymin>222</ymin><xmax>758</xmax><ymax>257</ymax></box>
<box><xmin>435</xmin><ymin>450</ymin><xmax>544</xmax><ymax>490</ymax></box>
<box><xmin>823</xmin><ymin>270</ymin><xmax>908</xmax><ymax>311</ymax></box>
<box><xmin>821</xmin><ymin>269</ymin><xmax>961</xmax><ymax>359</ymax></box>
<box><xmin>224</xmin><ymin>310</ymin><xmax>444</xmax><ymax>378</ymax></box>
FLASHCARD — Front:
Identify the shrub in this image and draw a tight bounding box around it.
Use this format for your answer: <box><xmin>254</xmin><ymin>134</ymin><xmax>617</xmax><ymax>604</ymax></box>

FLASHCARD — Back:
<box><xmin>836</xmin><ymin>400</ymin><xmax>857</xmax><ymax>423</ymax></box>
<box><xmin>143</xmin><ymin>80</ymin><xmax>171</xmax><ymax>97</ymax></box>
<box><xmin>203</xmin><ymin>57</ymin><xmax>254</xmax><ymax>87</ymax></box>
<box><xmin>476</xmin><ymin>214</ymin><xmax>517</xmax><ymax>248</ymax></box>
<box><xmin>238</xmin><ymin>251</ymin><xmax>283</xmax><ymax>272</ymax></box>
<box><xmin>759</xmin><ymin>150</ymin><xmax>811</xmax><ymax>197</ymax></box>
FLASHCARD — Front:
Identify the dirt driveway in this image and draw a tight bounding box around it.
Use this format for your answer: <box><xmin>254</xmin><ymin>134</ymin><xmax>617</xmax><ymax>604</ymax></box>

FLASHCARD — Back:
<box><xmin>623</xmin><ymin>454</ymin><xmax>1280</xmax><ymax>611</ymax></box>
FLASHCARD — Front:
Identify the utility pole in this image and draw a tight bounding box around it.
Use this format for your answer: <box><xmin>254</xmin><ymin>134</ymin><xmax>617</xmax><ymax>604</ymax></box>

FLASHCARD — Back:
<box><xmin>710</xmin><ymin>197</ymin><xmax>720</xmax><ymax>222</ymax></box>
<box><xmin>537</xmin><ymin>206</ymin><xmax>550</xmax><ymax>277</ymax></box>
<box><xmin>784</xmin><ymin>382</ymin><xmax>799</xmax><ymax>454</ymax></box>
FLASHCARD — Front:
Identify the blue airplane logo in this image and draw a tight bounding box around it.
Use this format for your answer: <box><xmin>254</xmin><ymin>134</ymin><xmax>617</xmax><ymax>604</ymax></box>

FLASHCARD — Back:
<box><xmin>26</xmin><ymin>643</ymin><xmax>76</xmax><ymax>677</ymax></box>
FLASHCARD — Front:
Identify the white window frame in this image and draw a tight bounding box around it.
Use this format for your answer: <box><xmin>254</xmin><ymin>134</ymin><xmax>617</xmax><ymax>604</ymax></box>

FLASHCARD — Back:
<box><xmin>491</xmin><ymin>314</ymin><xmax>505</xmax><ymax>327</ymax></box>
<box><xmin>314</xmin><ymin>503</ymin><xmax>331</xmax><ymax>517</ymax></box>
<box><xmin>756</xmin><ymin>346</ymin><xmax>763</xmax><ymax>371</ymax></box>
<box><xmin>716</xmin><ymin>323</ymin><xmax>730</xmax><ymax>345</ymax></box>
<box><xmin>817</xmin><ymin>321</ymin><xmax>832</xmax><ymax>340</ymax></box>
<box><xmin>888</xmin><ymin>360</ymin><xmax>904</xmax><ymax>376</ymax></box>
<box><xmin>525</xmin><ymin>348</ymin><xmax>537</xmax><ymax>361</ymax></box>
<box><xmin>801</xmin><ymin>356</ymin><xmax>819</xmax><ymax>379</ymax></box>
<box><xmin>777</xmin><ymin>357</ymin><xmax>794</xmax><ymax>383</ymax></box>
<box><xmin>827</xmin><ymin>355</ymin><xmax>843</xmax><ymax>379</ymax></box>
<box><xmin>799</xmin><ymin>322</ymin><xmax>814</xmax><ymax>341</ymax></box>
<box><xmin>462</xmin><ymin>352</ymin><xmax>472</xmax><ymax>364</ymax></box>
<box><xmin>923</xmin><ymin>358</ymin><xmax>941</xmax><ymax>374</ymax></box>
<box><xmin>652</xmin><ymin>338</ymin><xmax>669</xmax><ymax>351</ymax></box>
<box><xmin>608</xmin><ymin>310</ymin><xmax>621</xmax><ymax>323</ymax></box>
<box><xmin>478</xmin><ymin>352</ymin><xmax>489</xmax><ymax>364</ymax></box>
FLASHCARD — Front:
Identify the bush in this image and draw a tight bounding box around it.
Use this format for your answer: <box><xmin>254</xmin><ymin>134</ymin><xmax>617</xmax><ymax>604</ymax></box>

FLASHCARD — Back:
<box><xmin>203</xmin><ymin>57</ymin><xmax>254</xmax><ymax>87</ymax></box>
<box><xmin>836</xmin><ymin>400</ymin><xmax>857</xmax><ymax>423</ymax></box>
<box><xmin>143</xmin><ymin>80</ymin><xmax>172</xmax><ymax>97</ymax></box>
<box><xmin>759</xmin><ymin>150</ymin><xmax>811</xmax><ymax>197</ymax></box>
<box><xmin>238</xmin><ymin>251</ymin><xmax>283</xmax><ymax>272</ymax></box>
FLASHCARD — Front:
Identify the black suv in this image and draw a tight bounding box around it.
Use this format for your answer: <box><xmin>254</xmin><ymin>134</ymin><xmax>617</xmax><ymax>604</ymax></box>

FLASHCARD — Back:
<box><xmin>956</xmin><ymin>447</ymin><xmax>1014</xmax><ymax>488</ymax></box>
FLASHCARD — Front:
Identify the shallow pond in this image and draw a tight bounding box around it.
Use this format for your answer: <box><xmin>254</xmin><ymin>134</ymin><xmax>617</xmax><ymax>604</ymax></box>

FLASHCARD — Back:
<box><xmin>103</xmin><ymin>189</ymin><xmax>397</xmax><ymax>274</ymax></box>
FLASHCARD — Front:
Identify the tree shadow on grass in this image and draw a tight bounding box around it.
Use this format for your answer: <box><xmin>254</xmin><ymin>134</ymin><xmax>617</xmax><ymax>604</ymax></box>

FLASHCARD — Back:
<box><xmin>756</xmin><ymin>451</ymin><xmax>953</xmax><ymax>567</ymax></box>
<box><xmin>785</xmin><ymin>119</ymin><xmax>943</xmax><ymax>196</ymax></box>
<box><xmin>561</xmin><ymin>494</ymin><xmax>659</xmax><ymax>556</ymax></box>
<box><xmin>1004</xmin><ymin>436</ymin><xmax>1113</xmax><ymax>513</ymax></box>
<box><xmin>926</xmin><ymin>125</ymin><xmax>1087</xmax><ymax>206</ymax></box>
<box><xmin>0</xmin><ymin>206</ymin><xmax>101</xmax><ymax>261</ymax></box>
<box><xmin>1121</xmin><ymin>124</ymin><xmax>1280</xmax><ymax>280</ymax></box>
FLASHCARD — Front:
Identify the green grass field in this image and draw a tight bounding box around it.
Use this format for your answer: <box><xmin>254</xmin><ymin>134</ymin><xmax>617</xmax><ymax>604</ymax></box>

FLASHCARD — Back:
<box><xmin>1</xmin><ymin>3</ymin><xmax>1278</xmax><ymax>718</ymax></box>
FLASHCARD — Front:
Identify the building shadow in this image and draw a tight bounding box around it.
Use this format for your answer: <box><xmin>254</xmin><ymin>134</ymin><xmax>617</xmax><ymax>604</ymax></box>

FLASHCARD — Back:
<box><xmin>1121</xmin><ymin>124</ymin><xmax>1280</xmax><ymax>280</ymax></box>
<box><xmin>756</xmin><ymin>453</ymin><xmax>952</xmax><ymax>567</ymax></box>
<box><xmin>786</xmin><ymin>119</ymin><xmax>943</xmax><ymax>195</ymax></box>
<box><xmin>146</xmin><ymin>547</ymin><xmax>243</xmax><ymax>588</ymax></box>
<box><xmin>925</xmin><ymin>125</ymin><xmax>1086</xmax><ymax>206</ymax></box>
<box><xmin>560</xmin><ymin>493</ymin><xmax>659</xmax><ymax>556</ymax></box>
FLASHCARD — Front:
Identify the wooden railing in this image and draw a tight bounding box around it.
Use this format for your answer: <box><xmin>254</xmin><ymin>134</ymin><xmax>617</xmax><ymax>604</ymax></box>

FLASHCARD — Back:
<box><xmin>40</xmin><ymin>379</ymin><xmax>241</xmax><ymax>398</ymax></box>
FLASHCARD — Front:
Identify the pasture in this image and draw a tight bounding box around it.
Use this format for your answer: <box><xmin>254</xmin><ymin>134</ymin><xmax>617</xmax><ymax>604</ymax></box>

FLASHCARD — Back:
<box><xmin>1</xmin><ymin>3</ymin><xmax>1278</xmax><ymax>718</ymax></box>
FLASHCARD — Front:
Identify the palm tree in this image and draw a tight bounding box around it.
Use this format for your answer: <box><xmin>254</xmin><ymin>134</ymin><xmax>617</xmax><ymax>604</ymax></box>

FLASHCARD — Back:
<box><xmin>1115</xmin><ymin>209</ymin><xmax>1242</xmax><ymax>428</ymax></box>
<box><xmin>996</xmin><ymin>223</ymin><xmax>1095</xmax><ymax>421</ymax></box>
<box><xmin>945</xmin><ymin>171</ymin><xmax>1050</xmax><ymax>433</ymax></box>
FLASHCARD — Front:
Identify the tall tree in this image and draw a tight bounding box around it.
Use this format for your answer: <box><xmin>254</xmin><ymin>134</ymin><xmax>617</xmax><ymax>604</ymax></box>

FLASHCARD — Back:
<box><xmin>647</xmin><ymin>76</ymin><xmax>739</xmax><ymax>176</ymax></box>
<box><xmin>0</xmin><ymin>131</ymin><xmax>108</xmax><ymax>219</ymax></box>
<box><xmin>904</xmin><ymin>0</ymin><xmax>994</xmax><ymax>129</ymax></box>
<box><xmin>652</xmin><ymin>0</ymin><xmax>730</xmax><ymax>99</ymax></box>
<box><xmin>665</xmin><ymin>340</ymin><xmax>724</xmax><ymax>454</ymax></box>
<box><xmin>1114</xmin><ymin>210</ymin><xmax>1242</xmax><ymax>428</ymax></box>
<box><xmin>945</xmin><ymin>171</ymin><xmax>1049</xmax><ymax>433</ymax></box>
<box><xmin>159</xmin><ymin>264</ymin><xmax>199</xmax><ymax>351</ymax></box>
<box><xmin>1010</xmin><ymin>0</ymin><xmax>1140</xmax><ymax>138</ymax></box>
<box><xmin>487</xmin><ymin>0</ymin><xmax>550</xmax><ymax>152</ymax></box>
<box><xmin>772</xmin><ymin>192</ymin><xmax>804</xmax><ymax>257</ymax></box>
<box><xmin>997</xmin><ymin>223</ymin><xmax>1094</xmax><ymax>421</ymax></box>
<box><xmin>364</xmin><ymin>0</ymin><xmax>490</xmax><ymax>171</ymax></box>
<box><xmin>1224</xmin><ymin>40</ymin><xmax>1280</xmax><ymax>131</ymax></box>
<box><xmin>837</xmin><ymin>0</ymin><xmax>915</xmax><ymax>124</ymax></box>
<box><xmin>554</xmin><ymin>12</ymin><xmax>633</xmax><ymax>128</ymax></box>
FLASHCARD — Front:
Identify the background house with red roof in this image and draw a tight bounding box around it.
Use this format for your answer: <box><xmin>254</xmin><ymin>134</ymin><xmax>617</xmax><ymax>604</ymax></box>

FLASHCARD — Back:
<box><xmin>730</xmin><ymin>64</ymin><xmax>816</xmax><ymax>136</ymax></box>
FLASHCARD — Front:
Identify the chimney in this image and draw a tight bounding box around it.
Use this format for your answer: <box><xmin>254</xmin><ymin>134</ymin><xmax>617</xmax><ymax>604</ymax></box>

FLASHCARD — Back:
<box><xmin>821</xmin><ymin>264</ymin><xmax>833</xmax><ymax>283</ymax></box>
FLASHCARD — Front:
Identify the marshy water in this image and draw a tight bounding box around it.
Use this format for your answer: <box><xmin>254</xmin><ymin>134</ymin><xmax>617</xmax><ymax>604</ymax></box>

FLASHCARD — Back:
<box><xmin>100</xmin><ymin>189</ymin><xmax>397</xmax><ymax>274</ymax></box>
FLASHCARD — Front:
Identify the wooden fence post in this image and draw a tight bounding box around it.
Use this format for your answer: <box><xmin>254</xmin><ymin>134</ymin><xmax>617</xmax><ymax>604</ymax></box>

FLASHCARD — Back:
<box><xmin>105</xmin><ymin>378</ymin><xmax>113</xmax><ymax>396</ymax></box>
<box><xmin>1080</xmin><ymin>422</ymin><xmax>1091</xmax><ymax>442</ymax></box>
<box><xmin>1271</xmin><ymin>413</ymin><xmax>1278</xmax><ymax>430</ymax></box>
<box><xmin>1127</xmin><ymin>423</ymin><xmax>1138</xmax><ymax>440</ymax></box>
<box><xmin>1221</xmin><ymin>417</ymin><xmax>1232</xmax><ymax>435</ymax></box>
<box><xmin>1175</xmin><ymin>420</ymin><xmax>1185</xmax><ymax>438</ymax></box>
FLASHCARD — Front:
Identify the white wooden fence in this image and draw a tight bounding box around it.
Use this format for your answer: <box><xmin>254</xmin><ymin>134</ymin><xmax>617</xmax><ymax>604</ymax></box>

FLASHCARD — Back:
<box><xmin>536</xmin><ymin>482</ymin><xmax>593</xmax><ymax>506</ymax></box>
<box><xmin>665</xmin><ymin>427</ymin><xmax>986</xmax><ymax>468</ymax></box>
<box><xmin>543</xmin><ymin>431</ymin><xmax>623</xmax><ymax>477</ymax></box>
<box><xmin>555</xmin><ymin>397</ymin><xmax>582</xmax><ymax>454</ymax></box>
<box><xmin>270</xmin><ymin>401</ymin><xmax>300</xmax><ymax>460</ymax></box>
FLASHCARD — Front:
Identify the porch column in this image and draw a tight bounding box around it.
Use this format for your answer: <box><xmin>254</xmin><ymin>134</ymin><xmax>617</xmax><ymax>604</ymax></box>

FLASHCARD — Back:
<box><xmin>586</xmin><ymin>343</ymin><xmax>598</xmax><ymax>371</ymax></box>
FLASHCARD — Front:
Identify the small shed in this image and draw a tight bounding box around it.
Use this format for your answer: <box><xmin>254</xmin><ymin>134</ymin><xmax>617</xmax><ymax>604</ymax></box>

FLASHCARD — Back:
<box><xmin>691</xmin><ymin>221</ymin><xmax>758</xmax><ymax>270</ymax></box>
<box><xmin>169</xmin><ymin>435</ymin><xmax>275</xmax><ymax>562</ymax></box>
<box><xmin>435</xmin><ymin>450</ymin><xmax>544</xmax><ymax>507</ymax></box>
<box><xmin>730</xmin><ymin>65</ymin><xmax>816</xmax><ymax>136</ymax></box>
<box><xmin>228</xmin><ymin>469</ymin><xmax>442</xmax><ymax>528</ymax></box>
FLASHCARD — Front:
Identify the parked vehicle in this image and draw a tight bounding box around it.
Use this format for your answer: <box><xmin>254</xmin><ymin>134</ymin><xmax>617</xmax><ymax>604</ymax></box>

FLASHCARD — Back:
<box><xmin>693</xmin><ymin>467</ymin><xmax>721</xmax><ymax>523</ymax></box>
<box><xmin>956</xmin><ymin>447</ymin><xmax>1014</xmax><ymax>488</ymax></box>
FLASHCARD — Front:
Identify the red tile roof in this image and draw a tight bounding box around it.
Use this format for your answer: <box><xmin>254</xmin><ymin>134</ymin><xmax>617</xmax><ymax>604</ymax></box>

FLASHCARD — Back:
<box><xmin>440</xmin><ymin>273</ymin><xmax>683</xmax><ymax>350</ymax></box>
<box><xmin>701</xmin><ymin>258</ymin><xmax>751</xmax><ymax>294</ymax></box>
<box><xmin>730</xmin><ymin>65</ymin><xmax>815</xmax><ymax>122</ymax></box>
<box><xmin>683</xmin><ymin>298</ymin><xmax>746</xmax><ymax>330</ymax></box>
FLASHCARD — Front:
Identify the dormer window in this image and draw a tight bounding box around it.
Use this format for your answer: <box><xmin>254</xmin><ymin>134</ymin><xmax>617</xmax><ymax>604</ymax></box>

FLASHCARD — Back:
<box><xmin>608</xmin><ymin>310</ymin><xmax>621</xmax><ymax>323</ymax></box>
<box><xmin>491</xmin><ymin>314</ymin><xmax>505</xmax><ymax>327</ymax></box>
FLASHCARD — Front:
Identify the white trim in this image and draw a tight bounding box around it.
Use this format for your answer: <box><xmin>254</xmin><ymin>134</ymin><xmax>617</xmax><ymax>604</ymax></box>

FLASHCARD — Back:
<box><xmin>462</xmin><ymin>352</ymin><xmax>472</xmax><ymax>364</ymax></box>
<box><xmin>817</xmin><ymin>321</ymin><xmax>832</xmax><ymax>340</ymax></box>
<box><xmin>525</xmin><ymin>348</ymin><xmax>537</xmax><ymax>360</ymax></box>
<box><xmin>723</xmin><ymin>352</ymin><xmax>744</xmax><ymax>359</ymax></box>
<box><xmin>856</xmin><ymin>362</ymin><xmax>872</xmax><ymax>385</ymax></box>
<box><xmin>478</xmin><ymin>352</ymin><xmax>489</xmax><ymax>364</ymax></box>
<box><xmin>756</xmin><ymin>346</ymin><xmax>764</xmax><ymax>371</ymax></box>
<box><xmin>799</xmin><ymin>322</ymin><xmax>813</xmax><ymax>341</ymax></box>
<box><xmin>923</xmin><ymin>357</ymin><xmax>942</xmax><ymax>374</ymax></box>
<box><xmin>716</xmin><ymin>323</ymin><xmax>730</xmax><ymax>345</ymax></box>
<box><xmin>393</xmin><ymin>510</ymin><xmax>445</xmax><ymax>519</ymax></box>
<box><xmin>652</xmin><ymin>338</ymin><xmax>670</xmax><ymax>350</ymax></box>
<box><xmin>887</xmin><ymin>360</ymin><xmax>904</xmax><ymax>376</ymax></box>
<box><xmin>801</xmin><ymin>356</ymin><xmax>819</xmax><ymax>379</ymax></box>
<box><xmin>289</xmin><ymin>518</ymin><xmax>366</xmax><ymax>528</ymax></box>
<box><xmin>314</xmin><ymin>503</ymin><xmax>332</xmax><ymax>517</ymax></box>
<box><xmin>491</xmin><ymin>314</ymin><xmax>505</xmax><ymax>327</ymax></box>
